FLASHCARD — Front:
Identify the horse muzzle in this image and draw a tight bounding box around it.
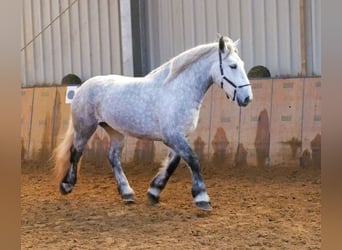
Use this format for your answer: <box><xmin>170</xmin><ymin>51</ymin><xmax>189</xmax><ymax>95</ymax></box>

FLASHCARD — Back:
<box><xmin>237</xmin><ymin>96</ymin><xmax>252</xmax><ymax>107</ymax></box>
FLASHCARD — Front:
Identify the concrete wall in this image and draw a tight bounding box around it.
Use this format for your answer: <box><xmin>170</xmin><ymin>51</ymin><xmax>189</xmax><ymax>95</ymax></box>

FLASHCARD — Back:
<box><xmin>21</xmin><ymin>77</ymin><xmax>321</xmax><ymax>168</ymax></box>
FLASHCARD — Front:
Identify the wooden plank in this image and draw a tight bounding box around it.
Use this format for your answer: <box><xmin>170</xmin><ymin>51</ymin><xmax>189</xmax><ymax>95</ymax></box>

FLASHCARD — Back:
<box><xmin>122</xmin><ymin>136</ymin><xmax>137</xmax><ymax>162</ymax></box>
<box><xmin>152</xmin><ymin>141</ymin><xmax>168</xmax><ymax>163</ymax></box>
<box><xmin>124</xmin><ymin>136</ymin><xmax>159</xmax><ymax>164</ymax></box>
<box><xmin>124</xmin><ymin>136</ymin><xmax>139</xmax><ymax>163</ymax></box>
<box><xmin>209</xmin><ymin>84</ymin><xmax>240</xmax><ymax>167</ymax></box>
<box><xmin>239</xmin><ymin>79</ymin><xmax>272</xmax><ymax>167</ymax></box>
<box><xmin>301</xmin><ymin>78</ymin><xmax>321</xmax><ymax>168</ymax></box>
<box><xmin>52</xmin><ymin>86</ymin><xmax>71</xmax><ymax>148</ymax></box>
<box><xmin>269</xmin><ymin>78</ymin><xmax>304</xmax><ymax>166</ymax></box>
<box><xmin>29</xmin><ymin>87</ymin><xmax>56</xmax><ymax>161</ymax></box>
<box><xmin>21</xmin><ymin>88</ymin><xmax>34</xmax><ymax>160</ymax></box>
<box><xmin>187</xmin><ymin>86</ymin><xmax>213</xmax><ymax>163</ymax></box>
<box><xmin>84</xmin><ymin>127</ymin><xmax>110</xmax><ymax>168</ymax></box>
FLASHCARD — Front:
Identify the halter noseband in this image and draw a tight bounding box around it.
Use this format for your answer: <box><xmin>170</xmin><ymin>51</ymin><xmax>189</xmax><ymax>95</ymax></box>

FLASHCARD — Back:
<box><xmin>219</xmin><ymin>51</ymin><xmax>250</xmax><ymax>101</ymax></box>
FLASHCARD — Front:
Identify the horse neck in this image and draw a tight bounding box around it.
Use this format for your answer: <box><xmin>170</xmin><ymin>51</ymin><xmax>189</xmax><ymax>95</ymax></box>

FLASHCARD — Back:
<box><xmin>169</xmin><ymin>51</ymin><xmax>216</xmax><ymax>102</ymax></box>
<box><xmin>145</xmin><ymin>62</ymin><xmax>170</xmax><ymax>81</ymax></box>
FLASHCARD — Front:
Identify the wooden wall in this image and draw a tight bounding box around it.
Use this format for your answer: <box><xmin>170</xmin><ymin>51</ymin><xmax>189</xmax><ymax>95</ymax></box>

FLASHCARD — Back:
<box><xmin>21</xmin><ymin>77</ymin><xmax>321</xmax><ymax>168</ymax></box>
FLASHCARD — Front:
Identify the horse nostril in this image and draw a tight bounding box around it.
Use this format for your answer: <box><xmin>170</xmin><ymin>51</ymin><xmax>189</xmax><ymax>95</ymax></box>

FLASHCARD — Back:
<box><xmin>244</xmin><ymin>96</ymin><xmax>250</xmax><ymax>104</ymax></box>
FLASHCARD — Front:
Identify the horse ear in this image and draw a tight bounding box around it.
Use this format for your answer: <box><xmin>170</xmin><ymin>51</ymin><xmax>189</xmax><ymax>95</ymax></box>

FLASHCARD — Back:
<box><xmin>219</xmin><ymin>36</ymin><xmax>225</xmax><ymax>52</ymax></box>
<box><xmin>233</xmin><ymin>38</ymin><xmax>241</xmax><ymax>47</ymax></box>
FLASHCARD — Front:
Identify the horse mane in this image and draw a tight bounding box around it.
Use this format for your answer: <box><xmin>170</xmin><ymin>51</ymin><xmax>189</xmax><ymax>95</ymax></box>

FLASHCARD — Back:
<box><xmin>164</xmin><ymin>44</ymin><xmax>216</xmax><ymax>83</ymax></box>
<box><xmin>145</xmin><ymin>36</ymin><xmax>238</xmax><ymax>83</ymax></box>
<box><xmin>163</xmin><ymin>36</ymin><xmax>238</xmax><ymax>83</ymax></box>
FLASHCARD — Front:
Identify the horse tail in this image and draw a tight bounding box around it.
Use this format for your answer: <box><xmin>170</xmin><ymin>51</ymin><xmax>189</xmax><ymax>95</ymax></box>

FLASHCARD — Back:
<box><xmin>52</xmin><ymin>118</ymin><xmax>75</xmax><ymax>183</ymax></box>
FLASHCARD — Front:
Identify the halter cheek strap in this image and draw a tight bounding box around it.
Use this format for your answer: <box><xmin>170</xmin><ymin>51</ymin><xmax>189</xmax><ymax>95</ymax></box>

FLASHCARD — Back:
<box><xmin>219</xmin><ymin>51</ymin><xmax>250</xmax><ymax>101</ymax></box>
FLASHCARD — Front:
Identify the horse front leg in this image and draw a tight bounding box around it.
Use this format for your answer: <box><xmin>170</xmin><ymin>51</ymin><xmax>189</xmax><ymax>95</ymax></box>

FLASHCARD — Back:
<box><xmin>162</xmin><ymin>133</ymin><xmax>212</xmax><ymax>211</ymax></box>
<box><xmin>147</xmin><ymin>149</ymin><xmax>181</xmax><ymax>204</ymax></box>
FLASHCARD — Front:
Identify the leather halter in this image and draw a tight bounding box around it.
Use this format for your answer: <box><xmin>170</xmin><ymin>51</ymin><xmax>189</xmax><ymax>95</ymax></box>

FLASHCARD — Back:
<box><xmin>219</xmin><ymin>51</ymin><xmax>250</xmax><ymax>101</ymax></box>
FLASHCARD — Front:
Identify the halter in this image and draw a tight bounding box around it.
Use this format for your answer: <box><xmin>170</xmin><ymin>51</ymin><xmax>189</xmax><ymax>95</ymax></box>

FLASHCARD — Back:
<box><xmin>219</xmin><ymin>51</ymin><xmax>251</xmax><ymax>101</ymax></box>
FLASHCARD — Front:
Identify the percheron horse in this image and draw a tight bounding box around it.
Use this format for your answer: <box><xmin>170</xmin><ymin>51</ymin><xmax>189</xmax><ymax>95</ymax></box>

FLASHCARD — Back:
<box><xmin>53</xmin><ymin>36</ymin><xmax>253</xmax><ymax>211</ymax></box>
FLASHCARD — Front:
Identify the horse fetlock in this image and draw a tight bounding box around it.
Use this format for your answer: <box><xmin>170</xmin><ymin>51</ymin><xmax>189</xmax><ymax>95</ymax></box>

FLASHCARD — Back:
<box><xmin>193</xmin><ymin>191</ymin><xmax>212</xmax><ymax>211</ymax></box>
<box><xmin>59</xmin><ymin>182</ymin><xmax>74</xmax><ymax>195</ymax></box>
<box><xmin>148</xmin><ymin>186</ymin><xmax>161</xmax><ymax>196</ymax></box>
<box><xmin>194</xmin><ymin>201</ymin><xmax>212</xmax><ymax>211</ymax></box>
<box><xmin>121</xmin><ymin>193</ymin><xmax>135</xmax><ymax>203</ymax></box>
<box><xmin>117</xmin><ymin>184</ymin><xmax>134</xmax><ymax>197</ymax></box>
<box><xmin>147</xmin><ymin>189</ymin><xmax>160</xmax><ymax>205</ymax></box>
<box><xmin>62</xmin><ymin>165</ymin><xmax>77</xmax><ymax>184</ymax></box>
<box><xmin>191</xmin><ymin>184</ymin><xmax>207</xmax><ymax>198</ymax></box>
<box><xmin>118</xmin><ymin>185</ymin><xmax>135</xmax><ymax>203</ymax></box>
<box><xmin>193</xmin><ymin>191</ymin><xmax>211</xmax><ymax>203</ymax></box>
<box><xmin>150</xmin><ymin>175</ymin><xmax>166</xmax><ymax>190</ymax></box>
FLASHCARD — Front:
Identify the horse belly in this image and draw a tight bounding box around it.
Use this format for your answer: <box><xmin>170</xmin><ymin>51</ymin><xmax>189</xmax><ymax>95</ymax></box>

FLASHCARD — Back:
<box><xmin>103</xmin><ymin>109</ymin><xmax>162</xmax><ymax>140</ymax></box>
<box><xmin>121</xmin><ymin>120</ymin><xmax>162</xmax><ymax>140</ymax></box>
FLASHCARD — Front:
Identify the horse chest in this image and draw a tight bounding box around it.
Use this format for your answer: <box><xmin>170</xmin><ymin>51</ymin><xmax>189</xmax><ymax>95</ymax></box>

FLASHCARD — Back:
<box><xmin>187</xmin><ymin>107</ymin><xmax>200</xmax><ymax>132</ymax></box>
<box><xmin>159</xmin><ymin>98</ymin><xmax>201</xmax><ymax>135</ymax></box>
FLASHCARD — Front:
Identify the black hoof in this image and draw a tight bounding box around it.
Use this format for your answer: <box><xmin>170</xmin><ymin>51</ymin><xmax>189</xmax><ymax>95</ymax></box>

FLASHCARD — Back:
<box><xmin>195</xmin><ymin>201</ymin><xmax>212</xmax><ymax>211</ymax></box>
<box><xmin>59</xmin><ymin>182</ymin><xmax>73</xmax><ymax>195</ymax></box>
<box><xmin>147</xmin><ymin>192</ymin><xmax>159</xmax><ymax>205</ymax></box>
<box><xmin>122</xmin><ymin>194</ymin><xmax>135</xmax><ymax>203</ymax></box>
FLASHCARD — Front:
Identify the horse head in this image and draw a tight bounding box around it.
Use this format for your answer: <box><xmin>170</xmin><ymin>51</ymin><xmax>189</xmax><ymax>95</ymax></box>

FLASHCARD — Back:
<box><xmin>210</xmin><ymin>36</ymin><xmax>253</xmax><ymax>107</ymax></box>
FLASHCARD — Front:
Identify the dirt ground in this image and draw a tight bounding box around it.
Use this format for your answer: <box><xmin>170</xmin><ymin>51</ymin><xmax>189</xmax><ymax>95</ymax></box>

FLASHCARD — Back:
<box><xmin>21</xmin><ymin>161</ymin><xmax>321</xmax><ymax>249</ymax></box>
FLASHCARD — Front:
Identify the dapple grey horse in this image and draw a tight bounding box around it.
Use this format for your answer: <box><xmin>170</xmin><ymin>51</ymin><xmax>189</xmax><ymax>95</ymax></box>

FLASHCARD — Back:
<box><xmin>53</xmin><ymin>36</ymin><xmax>253</xmax><ymax>211</ymax></box>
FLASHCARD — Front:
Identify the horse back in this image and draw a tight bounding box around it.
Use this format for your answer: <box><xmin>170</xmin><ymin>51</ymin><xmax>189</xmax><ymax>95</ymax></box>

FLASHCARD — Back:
<box><xmin>72</xmin><ymin>75</ymin><xmax>163</xmax><ymax>140</ymax></box>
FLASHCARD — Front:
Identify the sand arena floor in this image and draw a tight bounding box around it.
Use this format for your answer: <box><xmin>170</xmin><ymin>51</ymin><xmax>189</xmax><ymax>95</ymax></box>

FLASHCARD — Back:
<box><xmin>21</xmin><ymin>161</ymin><xmax>321</xmax><ymax>249</ymax></box>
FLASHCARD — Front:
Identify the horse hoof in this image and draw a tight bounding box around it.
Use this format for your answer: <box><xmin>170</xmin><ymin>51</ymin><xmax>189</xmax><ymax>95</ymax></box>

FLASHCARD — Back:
<box><xmin>122</xmin><ymin>194</ymin><xmax>135</xmax><ymax>203</ymax></box>
<box><xmin>147</xmin><ymin>192</ymin><xmax>159</xmax><ymax>205</ymax></box>
<box><xmin>195</xmin><ymin>201</ymin><xmax>212</xmax><ymax>211</ymax></box>
<box><xmin>59</xmin><ymin>182</ymin><xmax>73</xmax><ymax>195</ymax></box>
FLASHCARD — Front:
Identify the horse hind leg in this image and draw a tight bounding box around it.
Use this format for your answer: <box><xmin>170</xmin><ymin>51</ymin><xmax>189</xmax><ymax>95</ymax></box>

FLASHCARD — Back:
<box><xmin>147</xmin><ymin>149</ymin><xmax>180</xmax><ymax>204</ymax></box>
<box><xmin>59</xmin><ymin>145</ymin><xmax>82</xmax><ymax>194</ymax></box>
<box><xmin>59</xmin><ymin>123</ymin><xmax>97</xmax><ymax>195</ymax></box>
<box><xmin>101</xmin><ymin>123</ymin><xmax>135</xmax><ymax>203</ymax></box>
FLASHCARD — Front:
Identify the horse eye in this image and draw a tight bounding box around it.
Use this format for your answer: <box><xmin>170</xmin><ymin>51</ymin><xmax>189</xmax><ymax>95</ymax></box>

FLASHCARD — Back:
<box><xmin>229</xmin><ymin>64</ymin><xmax>237</xmax><ymax>69</ymax></box>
